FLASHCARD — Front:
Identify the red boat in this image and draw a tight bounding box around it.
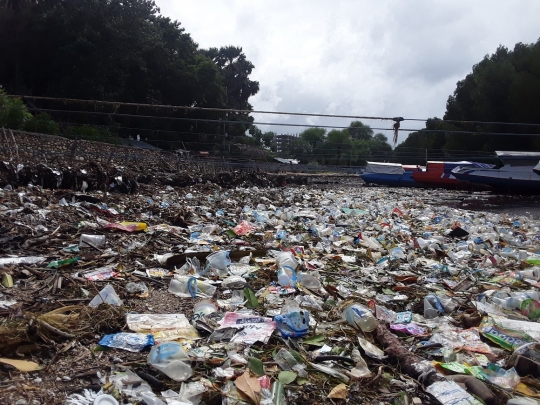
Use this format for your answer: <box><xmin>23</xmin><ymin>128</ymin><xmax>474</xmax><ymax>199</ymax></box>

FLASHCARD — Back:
<box><xmin>412</xmin><ymin>161</ymin><xmax>494</xmax><ymax>189</ymax></box>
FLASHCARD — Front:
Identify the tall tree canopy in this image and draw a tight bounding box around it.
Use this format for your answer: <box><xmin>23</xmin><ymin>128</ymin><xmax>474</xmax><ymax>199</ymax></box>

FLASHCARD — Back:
<box><xmin>201</xmin><ymin>46</ymin><xmax>260</xmax><ymax>137</ymax></box>
<box><xmin>399</xmin><ymin>39</ymin><xmax>540</xmax><ymax>153</ymax></box>
<box><xmin>0</xmin><ymin>0</ymin><xmax>224</xmax><ymax>106</ymax></box>
<box><xmin>0</xmin><ymin>0</ymin><xmax>260</xmax><ymax>150</ymax></box>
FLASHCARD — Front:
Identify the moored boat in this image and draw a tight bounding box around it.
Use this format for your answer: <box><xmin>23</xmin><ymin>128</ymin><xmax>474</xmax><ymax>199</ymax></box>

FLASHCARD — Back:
<box><xmin>412</xmin><ymin>161</ymin><xmax>494</xmax><ymax>189</ymax></box>
<box><xmin>361</xmin><ymin>161</ymin><xmax>424</xmax><ymax>187</ymax></box>
<box><xmin>452</xmin><ymin>151</ymin><xmax>540</xmax><ymax>193</ymax></box>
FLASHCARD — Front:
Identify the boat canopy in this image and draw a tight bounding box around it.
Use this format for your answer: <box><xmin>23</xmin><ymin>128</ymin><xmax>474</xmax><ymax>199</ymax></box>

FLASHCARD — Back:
<box><xmin>365</xmin><ymin>162</ymin><xmax>404</xmax><ymax>175</ymax></box>
<box><xmin>495</xmin><ymin>151</ymin><xmax>540</xmax><ymax>158</ymax></box>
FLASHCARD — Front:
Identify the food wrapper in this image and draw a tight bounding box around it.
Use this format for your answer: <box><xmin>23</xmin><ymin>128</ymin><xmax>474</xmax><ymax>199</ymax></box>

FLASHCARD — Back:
<box><xmin>479</xmin><ymin>316</ymin><xmax>535</xmax><ymax>351</ymax></box>
<box><xmin>98</xmin><ymin>333</ymin><xmax>154</xmax><ymax>352</ymax></box>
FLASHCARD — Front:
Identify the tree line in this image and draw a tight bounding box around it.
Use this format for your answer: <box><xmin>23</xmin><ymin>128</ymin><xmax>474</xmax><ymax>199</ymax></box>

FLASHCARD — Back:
<box><xmin>1</xmin><ymin>1</ymin><xmax>539</xmax><ymax>161</ymax></box>
<box><xmin>398</xmin><ymin>39</ymin><xmax>540</xmax><ymax>158</ymax></box>
<box><xmin>0</xmin><ymin>0</ymin><xmax>258</xmax><ymax>150</ymax></box>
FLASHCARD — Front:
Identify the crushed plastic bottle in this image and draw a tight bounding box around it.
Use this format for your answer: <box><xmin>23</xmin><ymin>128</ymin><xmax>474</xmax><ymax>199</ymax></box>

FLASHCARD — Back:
<box><xmin>343</xmin><ymin>303</ymin><xmax>378</xmax><ymax>332</ymax></box>
<box><xmin>277</xmin><ymin>266</ymin><xmax>297</xmax><ymax>288</ymax></box>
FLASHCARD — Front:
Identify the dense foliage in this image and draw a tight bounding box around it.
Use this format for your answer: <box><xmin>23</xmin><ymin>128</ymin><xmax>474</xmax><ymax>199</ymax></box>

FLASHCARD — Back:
<box><xmin>279</xmin><ymin>121</ymin><xmax>392</xmax><ymax>165</ymax></box>
<box><xmin>0</xmin><ymin>0</ymin><xmax>259</xmax><ymax>149</ymax></box>
<box><xmin>398</xmin><ymin>39</ymin><xmax>540</xmax><ymax>154</ymax></box>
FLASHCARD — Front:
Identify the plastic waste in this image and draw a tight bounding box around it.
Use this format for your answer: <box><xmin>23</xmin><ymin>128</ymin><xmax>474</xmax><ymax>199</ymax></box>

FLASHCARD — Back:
<box><xmin>343</xmin><ymin>303</ymin><xmax>377</xmax><ymax>332</ymax></box>
<box><xmin>147</xmin><ymin>342</ymin><xmax>192</xmax><ymax>382</ymax></box>
<box><xmin>0</xmin><ymin>256</ymin><xmax>46</xmax><ymax>267</ymax></box>
<box><xmin>277</xmin><ymin>266</ymin><xmax>297</xmax><ymax>288</ymax></box>
<box><xmin>296</xmin><ymin>272</ymin><xmax>321</xmax><ymax>290</ymax></box>
<box><xmin>79</xmin><ymin>234</ymin><xmax>106</xmax><ymax>248</ymax></box>
<box><xmin>273</xmin><ymin>348</ymin><xmax>307</xmax><ymax>377</ymax></box>
<box><xmin>423</xmin><ymin>294</ymin><xmax>445</xmax><ymax>319</ymax></box>
<box><xmin>205</xmin><ymin>251</ymin><xmax>231</xmax><ymax>275</ymax></box>
<box><xmin>507</xmin><ymin>399</ymin><xmax>540</xmax><ymax>405</ymax></box>
<box><xmin>88</xmin><ymin>284</ymin><xmax>123</xmax><ymax>307</ymax></box>
<box><xmin>126</xmin><ymin>313</ymin><xmax>199</xmax><ymax>341</ymax></box>
<box><xmin>93</xmin><ymin>394</ymin><xmax>119</xmax><ymax>405</ymax></box>
<box><xmin>98</xmin><ymin>333</ymin><xmax>154</xmax><ymax>352</ymax></box>
<box><xmin>275</xmin><ymin>251</ymin><xmax>299</xmax><ymax>270</ymax></box>
<box><xmin>47</xmin><ymin>257</ymin><xmax>79</xmax><ymax>268</ymax></box>
<box><xmin>168</xmin><ymin>276</ymin><xmax>216</xmax><ymax>298</ymax></box>
<box><xmin>506</xmin><ymin>342</ymin><xmax>540</xmax><ymax>377</ymax></box>
<box><xmin>125</xmin><ymin>282</ymin><xmax>148</xmax><ymax>295</ymax></box>
<box><xmin>274</xmin><ymin>310</ymin><xmax>310</xmax><ymax>338</ymax></box>
<box><xmin>193</xmin><ymin>300</ymin><xmax>218</xmax><ymax>319</ymax></box>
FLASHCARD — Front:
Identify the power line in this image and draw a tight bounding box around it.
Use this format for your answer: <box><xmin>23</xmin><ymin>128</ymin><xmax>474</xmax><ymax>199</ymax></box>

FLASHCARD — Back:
<box><xmin>14</xmin><ymin>94</ymin><xmax>540</xmax><ymax>128</ymax></box>
<box><xmin>15</xmin><ymin>95</ymin><xmax>396</xmax><ymax>122</ymax></box>
<box><xmin>24</xmin><ymin>108</ymin><xmax>540</xmax><ymax>136</ymax></box>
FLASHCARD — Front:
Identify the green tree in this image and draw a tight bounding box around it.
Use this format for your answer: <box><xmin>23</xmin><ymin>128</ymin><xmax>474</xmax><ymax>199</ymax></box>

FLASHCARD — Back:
<box><xmin>300</xmin><ymin>127</ymin><xmax>326</xmax><ymax>148</ymax></box>
<box><xmin>0</xmin><ymin>89</ymin><xmax>32</xmax><ymax>129</ymax></box>
<box><xmin>24</xmin><ymin>112</ymin><xmax>60</xmax><ymax>134</ymax></box>
<box><xmin>262</xmin><ymin>131</ymin><xmax>275</xmax><ymax>148</ymax></box>
<box><xmin>443</xmin><ymin>40</ymin><xmax>540</xmax><ymax>151</ymax></box>
<box><xmin>287</xmin><ymin>138</ymin><xmax>311</xmax><ymax>161</ymax></box>
<box><xmin>248</xmin><ymin>125</ymin><xmax>263</xmax><ymax>146</ymax></box>
<box><xmin>348</xmin><ymin>121</ymin><xmax>373</xmax><ymax>141</ymax></box>
<box><xmin>325</xmin><ymin>129</ymin><xmax>353</xmax><ymax>165</ymax></box>
<box><xmin>201</xmin><ymin>46</ymin><xmax>259</xmax><ymax>137</ymax></box>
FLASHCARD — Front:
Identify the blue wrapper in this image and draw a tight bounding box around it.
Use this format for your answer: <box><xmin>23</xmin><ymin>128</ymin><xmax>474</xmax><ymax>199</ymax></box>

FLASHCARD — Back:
<box><xmin>98</xmin><ymin>333</ymin><xmax>154</xmax><ymax>352</ymax></box>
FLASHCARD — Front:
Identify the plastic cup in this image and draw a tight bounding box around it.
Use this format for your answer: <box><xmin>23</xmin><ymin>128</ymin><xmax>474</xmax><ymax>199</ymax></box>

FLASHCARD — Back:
<box><xmin>94</xmin><ymin>394</ymin><xmax>119</xmax><ymax>405</ymax></box>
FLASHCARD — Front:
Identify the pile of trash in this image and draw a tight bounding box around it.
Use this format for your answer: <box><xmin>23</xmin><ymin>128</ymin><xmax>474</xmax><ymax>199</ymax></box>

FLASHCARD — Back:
<box><xmin>1</xmin><ymin>180</ymin><xmax>540</xmax><ymax>405</ymax></box>
<box><xmin>0</xmin><ymin>160</ymin><xmax>309</xmax><ymax>193</ymax></box>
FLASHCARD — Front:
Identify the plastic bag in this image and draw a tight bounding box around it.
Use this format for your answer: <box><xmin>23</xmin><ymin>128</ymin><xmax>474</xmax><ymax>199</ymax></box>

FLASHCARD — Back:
<box><xmin>88</xmin><ymin>284</ymin><xmax>123</xmax><ymax>307</ymax></box>
<box><xmin>147</xmin><ymin>342</ymin><xmax>192</xmax><ymax>382</ymax></box>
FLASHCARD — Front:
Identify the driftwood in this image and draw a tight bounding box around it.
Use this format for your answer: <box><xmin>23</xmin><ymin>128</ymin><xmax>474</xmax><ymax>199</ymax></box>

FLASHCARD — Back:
<box><xmin>374</xmin><ymin>323</ymin><xmax>442</xmax><ymax>386</ymax></box>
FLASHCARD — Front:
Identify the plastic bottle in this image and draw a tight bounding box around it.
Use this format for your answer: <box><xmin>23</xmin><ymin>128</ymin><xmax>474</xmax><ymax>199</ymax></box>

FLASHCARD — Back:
<box><xmin>47</xmin><ymin>257</ymin><xmax>79</xmax><ymax>268</ymax></box>
<box><xmin>423</xmin><ymin>294</ymin><xmax>445</xmax><ymax>319</ymax></box>
<box><xmin>276</xmin><ymin>252</ymin><xmax>299</xmax><ymax>270</ymax></box>
<box><xmin>277</xmin><ymin>266</ymin><xmax>297</xmax><ymax>287</ymax></box>
<box><xmin>342</xmin><ymin>303</ymin><xmax>378</xmax><ymax>332</ymax></box>
<box><xmin>168</xmin><ymin>277</ymin><xmax>198</xmax><ymax>298</ymax></box>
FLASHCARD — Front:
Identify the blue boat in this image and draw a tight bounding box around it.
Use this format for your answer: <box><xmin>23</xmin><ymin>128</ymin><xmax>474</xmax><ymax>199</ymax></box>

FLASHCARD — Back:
<box><xmin>452</xmin><ymin>151</ymin><xmax>540</xmax><ymax>193</ymax></box>
<box><xmin>361</xmin><ymin>161</ymin><xmax>424</xmax><ymax>187</ymax></box>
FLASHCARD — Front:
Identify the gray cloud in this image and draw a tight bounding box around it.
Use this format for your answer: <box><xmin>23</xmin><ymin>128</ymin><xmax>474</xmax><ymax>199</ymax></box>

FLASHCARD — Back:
<box><xmin>156</xmin><ymin>0</ymin><xmax>540</xmax><ymax>144</ymax></box>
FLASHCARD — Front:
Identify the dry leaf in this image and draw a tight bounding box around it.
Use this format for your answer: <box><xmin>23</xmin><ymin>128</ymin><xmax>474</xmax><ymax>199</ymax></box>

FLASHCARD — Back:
<box><xmin>235</xmin><ymin>370</ymin><xmax>261</xmax><ymax>405</ymax></box>
<box><xmin>328</xmin><ymin>383</ymin><xmax>349</xmax><ymax>399</ymax></box>
<box><xmin>0</xmin><ymin>358</ymin><xmax>42</xmax><ymax>372</ymax></box>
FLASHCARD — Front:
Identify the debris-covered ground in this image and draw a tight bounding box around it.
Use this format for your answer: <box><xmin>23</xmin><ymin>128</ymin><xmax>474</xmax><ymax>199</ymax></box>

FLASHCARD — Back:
<box><xmin>1</xmin><ymin>170</ymin><xmax>540</xmax><ymax>405</ymax></box>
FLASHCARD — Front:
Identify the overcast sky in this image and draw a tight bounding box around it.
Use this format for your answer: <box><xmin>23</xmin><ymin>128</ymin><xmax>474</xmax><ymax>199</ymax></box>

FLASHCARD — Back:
<box><xmin>156</xmin><ymin>0</ymin><xmax>540</xmax><ymax>144</ymax></box>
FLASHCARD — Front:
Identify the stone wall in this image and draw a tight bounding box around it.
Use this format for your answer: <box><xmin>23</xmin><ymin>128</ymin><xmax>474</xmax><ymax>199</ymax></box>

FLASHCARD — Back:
<box><xmin>0</xmin><ymin>130</ymin><xmax>178</xmax><ymax>167</ymax></box>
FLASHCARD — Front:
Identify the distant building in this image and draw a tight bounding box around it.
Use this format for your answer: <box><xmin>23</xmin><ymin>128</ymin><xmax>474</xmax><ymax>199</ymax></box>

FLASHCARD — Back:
<box><xmin>274</xmin><ymin>134</ymin><xmax>298</xmax><ymax>153</ymax></box>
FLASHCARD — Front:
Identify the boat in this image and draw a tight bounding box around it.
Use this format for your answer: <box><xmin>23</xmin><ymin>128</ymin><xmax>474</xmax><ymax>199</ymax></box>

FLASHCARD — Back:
<box><xmin>412</xmin><ymin>161</ymin><xmax>494</xmax><ymax>189</ymax></box>
<box><xmin>534</xmin><ymin>161</ymin><xmax>540</xmax><ymax>176</ymax></box>
<box><xmin>361</xmin><ymin>161</ymin><xmax>424</xmax><ymax>187</ymax></box>
<box><xmin>452</xmin><ymin>151</ymin><xmax>540</xmax><ymax>193</ymax></box>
